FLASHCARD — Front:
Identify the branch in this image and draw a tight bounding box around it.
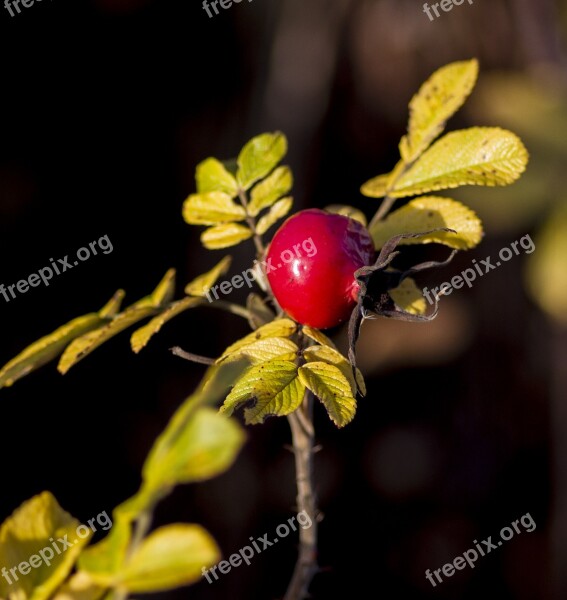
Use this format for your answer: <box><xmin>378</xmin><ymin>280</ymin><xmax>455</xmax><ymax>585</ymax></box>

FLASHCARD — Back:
<box><xmin>284</xmin><ymin>391</ymin><xmax>318</xmax><ymax>600</ymax></box>
<box><xmin>169</xmin><ymin>347</ymin><xmax>215</xmax><ymax>365</ymax></box>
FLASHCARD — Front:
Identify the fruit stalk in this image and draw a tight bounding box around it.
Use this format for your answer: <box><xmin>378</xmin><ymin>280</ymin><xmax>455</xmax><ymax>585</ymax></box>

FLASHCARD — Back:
<box><xmin>284</xmin><ymin>391</ymin><xmax>318</xmax><ymax>600</ymax></box>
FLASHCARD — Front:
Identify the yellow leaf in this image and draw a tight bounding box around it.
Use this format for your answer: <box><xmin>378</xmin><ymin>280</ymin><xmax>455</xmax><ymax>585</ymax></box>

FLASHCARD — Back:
<box><xmin>0</xmin><ymin>492</ymin><xmax>91</xmax><ymax>600</ymax></box>
<box><xmin>390</xmin><ymin>128</ymin><xmax>529</xmax><ymax>197</ymax></box>
<box><xmin>219</xmin><ymin>336</ymin><xmax>298</xmax><ymax>365</ymax></box>
<box><xmin>118</xmin><ymin>525</ymin><xmax>220</xmax><ymax>593</ymax></box>
<box><xmin>248</xmin><ymin>166</ymin><xmax>293</xmax><ymax>217</ymax></box>
<box><xmin>184</xmin><ymin>256</ymin><xmax>232</xmax><ymax>296</ymax></box>
<box><xmin>400</xmin><ymin>59</ymin><xmax>479</xmax><ymax>162</ymax></box>
<box><xmin>51</xmin><ymin>572</ymin><xmax>105</xmax><ymax>600</ymax></box>
<box><xmin>302</xmin><ymin>325</ymin><xmax>337</xmax><ymax>350</ymax></box>
<box><xmin>221</xmin><ymin>360</ymin><xmax>304</xmax><ymax>424</ymax></box>
<box><xmin>182</xmin><ymin>192</ymin><xmax>246</xmax><ymax>226</ymax></box>
<box><xmin>256</xmin><ymin>197</ymin><xmax>293</xmax><ymax>235</ymax></box>
<box><xmin>360</xmin><ymin>173</ymin><xmax>390</xmax><ymax>198</ymax></box>
<box><xmin>196</xmin><ymin>157</ymin><xmax>238</xmax><ymax>197</ymax></box>
<box><xmin>370</xmin><ymin>196</ymin><xmax>483</xmax><ymax>250</ymax></box>
<box><xmin>201</xmin><ymin>223</ymin><xmax>253</xmax><ymax>250</ymax></box>
<box><xmin>389</xmin><ymin>278</ymin><xmax>427</xmax><ymax>315</ymax></box>
<box><xmin>219</xmin><ymin>318</ymin><xmax>297</xmax><ymax>358</ymax></box>
<box><xmin>298</xmin><ymin>362</ymin><xmax>356</xmax><ymax>428</ymax></box>
<box><xmin>325</xmin><ymin>205</ymin><xmax>368</xmax><ymax>227</ymax></box>
<box><xmin>303</xmin><ymin>345</ymin><xmax>366</xmax><ymax>396</ymax></box>
<box><xmin>58</xmin><ymin>270</ymin><xmax>175</xmax><ymax>374</ymax></box>
<box><xmin>131</xmin><ymin>297</ymin><xmax>202</xmax><ymax>354</ymax></box>
<box><xmin>237</xmin><ymin>132</ymin><xmax>288</xmax><ymax>190</ymax></box>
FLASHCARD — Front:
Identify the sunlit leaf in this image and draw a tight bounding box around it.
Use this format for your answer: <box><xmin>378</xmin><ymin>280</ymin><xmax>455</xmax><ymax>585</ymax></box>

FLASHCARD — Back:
<box><xmin>218</xmin><ymin>318</ymin><xmax>297</xmax><ymax>358</ymax></box>
<box><xmin>400</xmin><ymin>59</ymin><xmax>479</xmax><ymax>162</ymax></box>
<box><xmin>248</xmin><ymin>166</ymin><xmax>293</xmax><ymax>217</ymax></box>
<box><xmin>221</xmin><ymin>360</ymin><xmax>304</xmax><ymax>424</ymax></box>
<box><xmin>184</xmin><ymin>256</ymin><xmax>232</xmax><ymax>296</ymax></box>
<box><xmin>389</xmin><ymin>278</ymin><xmax>427</xmax><ymax>316</ymax></box>
<box><xmin>201</xmin><ymin>223</ymin><xmax>253</xmax><ymax>250</ymax></box>
<box><xmin>236</xmin><ymin>132</ymin><xmax>288</xmax><ymax>190</ymax></box>
<box><xmin>51</xmin><ymin>572</ymin><xmax>105</xmax><ymax>600</ymax></box>
<box><xmin>302</xmin><ymin>325</ymin><xmax>338</xmax><ymax>350</ymax></box>
<box><xmin>390</xmin><ymin>128</ymin><xmax>529</xmax><ymax>197</ymax></box>
<box><xmin>0</xmin><ymin>492</ymin><xmax>91</xmax><ymax>600</ymax></box>
<box><xmin>219</xmin><ymin>336</ymin><xmax>298</xmax><ymax>365</ymax></box>
<box><xmin>256</xmin><ymin>197</ymin><xmax>293</xmax><ymax>235</ymax></box>
<box><xmin>118</xmin><ymin>525</ymin><xmax>220</xmax><ymax>593</ymax></box>
<box><xmin>303</xmin><ymin>345</ymin><xmax>366</xmax><ymax>396</ymax></box>
<box><xmin>325</xmin><ymin>205</ymin><xmax>368</xmax><ymax>227</ymax></box>
<box><xmin>360</xmin><ymin>173</ymin><xmax>389</xmax><ymax>198</ymax></box>
<box><xmin>370</xmin><ymin>196</ymin><xmax>483</xmax><ymax>250</ymax></box>
<box><xmin>58</xmin><ymin>270</ymin><xmax>175</xmax><ymax>374</ymax></box>
<box><xmin>196</xmin><ymin>157</ymin><xmax>238</xmax><ymax>197</ymax></box>
<box><xmin>298</xmin><ymin>361</ymin><xmax>356</xmax><ymax>427</ymax></box>
<box><xmin>182</xmin><ymin>192</ymin><xmax>246</xmax><ymax>226</ymax></box>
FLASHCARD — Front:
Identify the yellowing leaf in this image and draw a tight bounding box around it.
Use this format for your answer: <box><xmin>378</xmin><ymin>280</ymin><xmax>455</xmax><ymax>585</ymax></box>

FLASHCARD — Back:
<box><xmin>144</xmin><ymin>407</ymin><xmax>245</xmax><ymax>488</ymax></box>
<box><xmin>526</xmin><ymin>207</ymin><xmax>567</xmax><ymax>325</ymax></box>
<box><xmin>325</xmin><ymin>205</ymin><xmax>368</xmax><ymax>227</ymax></box>
<box><xmin>303</xmin><ymin>345</ymin><xmax>366</xmax><ymax>396</ymax></box>
<box><xmin>370</xmin><ymin>196</ymin><xmax>483</xmax><ymax>250</ymax></box>
<box><xmin>131</xmin><ymin>297</ymin><xmax>202</xmax><ymax>354</ymax></box>
<box><xmin>360</xmin><ymin>173</ymin><xmax>389</xmax><ymax>198</ymax></box>
<box><xmin>389</xmin><ymin>278</ymin><xmax>427</xmax><ymax>316</ymax></box>
<box><xmin>237</xmin><ymin>132</ymin><xmax>288</xmax><ymax>190</ymax></box>
<box><xmin>256</xmin><ymin>197</ymin><xmax>293</xmax><ymax>235</ymax></box>
<box><xmin>219</xmin><ymin>336</ymin><xmax>298</xmax><ymax>365</ymax></box>
<box><xmin>0</xmin><ymin>289</ymin><xmax>124</xmax><ymax>389</ymax></box>
<box><xmin>221</xmin><ymin>360</ymin><xmax>304</xmax><ymax>424</ymax></box>
<box><xmin>201</xmin><ymin>223</ymin><xmax>253</xmax><ymax>249</ymax></box>
<box><xmin>182</xmin><ymin>192</ymin><xmax>246</xmax><ymax>226</ymax></box>
<box><xmin>218</xmin><ymin>318</ymin><xmax>297</xmax><ymax>358</ymax></box>
<box><xmin>298</xmin><ymin>362</ymin><xmax>356</xmax><ymax>428</ymax></box>
<box><xmin>58</xmin><ymin>270</ymin><xmax>175</xmax><ymax>374</ymax></box>
<box><xmin>302</xmin><ymin>325</ymin><xmax>338</xmax><ymax>350</ymax></box>
<box><xmin>400</xmin><ymin>59</ymin><xmax>479</xmax><ymax>162</ymax></box>
<box><xmin>185</xmin><ymin>256</ymin><xmax>232</xmax><ymax>296</ymax></box>
<box><xmin>248</xmin><ymin>166</ymin><xmax>293</xmax><ymax>217</ymax></box>
<box><xmin>0</xmin><ymin>492</ymin><xmax>91</xmax><ymax>600</ymax></box>
<box><xmin>196</xmin><ymin>157</ymin><xmax>238</xmax><ymax>197</ymax></box>
<box><xmin>390</xmin><ymin>128</ymin><xmax>529</xmax><ymax>197</ymax></box>
<box><xmin>118</xmin><ymin>525</ymin><xmax>220</xmax><ymax>593</ymax></box>
<box><xmin>51</xmin><ymin>572</ymin><xmax>105</xmax><ymax>600</ymax></box>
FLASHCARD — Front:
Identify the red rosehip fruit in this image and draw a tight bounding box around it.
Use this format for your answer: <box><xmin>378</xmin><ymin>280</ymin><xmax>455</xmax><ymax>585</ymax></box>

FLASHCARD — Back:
<box><xmin>266</xmin><ymin>208</ymin><xmax>375</xmax><ymax>329</ymax></box>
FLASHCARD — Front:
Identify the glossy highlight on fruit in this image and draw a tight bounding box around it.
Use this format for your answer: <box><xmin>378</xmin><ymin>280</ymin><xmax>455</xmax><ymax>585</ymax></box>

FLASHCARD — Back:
<box><xmin>266</xmin><ymin>209</ymin><xmax>375</xmax><ymax>329</ymax></box>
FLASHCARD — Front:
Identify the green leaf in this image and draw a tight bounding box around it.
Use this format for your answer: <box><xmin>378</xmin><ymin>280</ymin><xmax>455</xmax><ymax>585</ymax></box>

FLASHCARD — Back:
<box><xmin>325</xmin><ymin>205</ymin><xmax>368</xmax><ymax>227</ymax></box>
<box><xmin>360</xmin><ymin>173</ymin><xmax>389</xmax><ymax>198</ymax></box>
<box><xmin>218</xmin><ymin>336</ymin><xmax>298</xmax><ymax>365</ymax></box>
<box><xmin>144</xmin><ymin>407</ymin><xmax>246</xmax><ymax>489</ymax></box>
<box><xmin>182</xmin><ymin>192</ymin><xmax>246</xmax><ymax>226</ymax></box>
<box><xmin>298</xmin><ymin>362</ymin><xmax>356</xmax><ymax>428</ymax></box>
<box><xmin>118</xmin><ymin>525</ymin><xmax>220</xmax><ymax>593</ymax></box>
<box><xmin>196</xmin><ymin>157</ymin><xmax>238</xmax><ymax>197</ymax></box>
<box><xmin>218</xmin><ymin>318</ymin><xmax>297</xmax><ymax>358</ymax></box>
<box><xmin>0</xmin><ymin>492</ymin><xmax>91</xmax><ymax>600</ymax></box>
<box><xmin>256</xmin><ymin>197</ymin><xmax>293</xmax><ymax>235</ymax></box>
<box><xmin>390</xmin><ymin>128</ymin><xmax>529</xmax><ymax>197</ymax></box>
<box><xmin>184</xmin><ymin>256</ymin><xmax>232</xmax><ymax>296</ymax></box>
<box><xmin>51</xmin><ymin>572</ymin><xmax>105</xmax><ymax>600</ymax></box>
<box><xmin>236</xmin><ymin>132</ymin><xmax>288</xmax><ymax>190</ymax></box>
<box><xmin>221</xmin><ymin>360</ymin><xmax>304</xmax><ymax>424</ymax></box>
<box><xmin>58</xmin><ymin>270</ymin><xmax>176</xmax><ymax>374</ymax></box>
<box><xmin>370</xmin><ymin>196</ymin><xmax>483</xmax><ymax>250</ymax></box>
<box><xmin>400</xmin><ymin>59</ymin><xmax>479</xmax><ymax>162</ymax></box>
<box><xmin>389</xmin><ymin>278</ymin><xmax>427</xmax><ymax>316</ymax></box>
<box><xmin>302</xmin><ymin>325</ymin><xmax>338</xmax><ymax>350</ymax></box>
<box><xmin>303</xmin><ymin>345</ymin><xmax>366</xmax><ymax>396</ymax></box>
<box><xmin>0</xmin><ymin>290</ymin><xmax>123</xmax><ymax>389</ymax></box>
<box><xmin>248</xmin><ymin>166</ymin><xmax>293</xmax><ymax>217</ymax></box>
<box><xmin>143</xmin><ymin>362</ymin><xmax>248</xmax><ymax>489</ymax></box>
<box><xmin>201</xmin><ymin>223</ymin><xmax>253</xmax><ymax>249</ymax></box>
<box><xmin>131</xmin><ymin>297</ymin><xmax>202</xmax><ymax>354</ymax></box>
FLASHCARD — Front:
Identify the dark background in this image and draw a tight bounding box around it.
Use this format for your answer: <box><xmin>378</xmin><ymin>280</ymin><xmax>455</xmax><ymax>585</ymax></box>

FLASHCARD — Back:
<box><xmin>0</xmin><ymin>0</ymin><xmax>565</xmax><ymax>598</ymax></box>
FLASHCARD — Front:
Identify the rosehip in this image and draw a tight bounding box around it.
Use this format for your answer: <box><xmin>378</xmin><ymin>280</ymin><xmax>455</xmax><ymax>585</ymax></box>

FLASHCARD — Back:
<box><xmin>266</xmin><ymin>209</ymin><xmax>375</xmax><ymax>329</ymax></box>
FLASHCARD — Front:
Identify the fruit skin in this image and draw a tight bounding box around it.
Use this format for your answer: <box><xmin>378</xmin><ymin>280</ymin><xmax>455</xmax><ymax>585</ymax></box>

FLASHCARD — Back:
<box><xmin>266</xmin><ymin>209</ymin><xmax>375</xmax><ymax>329</ymax></box>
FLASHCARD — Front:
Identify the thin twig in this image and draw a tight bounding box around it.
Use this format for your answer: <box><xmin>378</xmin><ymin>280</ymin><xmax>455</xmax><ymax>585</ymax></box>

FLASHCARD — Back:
<box><xmin>284</xmin><ymin>391</ymin><xmax>318</xmax><ymax>600</ymax></box>
<box><xmin>169</xmin><ymin>347</ymin><xmax>216</xmax><ymax>365</ymax></box>
<box><xmin>238</xmin><ymin>187</ymin><xmax>266</xmax><ymax>258</ymax></box>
